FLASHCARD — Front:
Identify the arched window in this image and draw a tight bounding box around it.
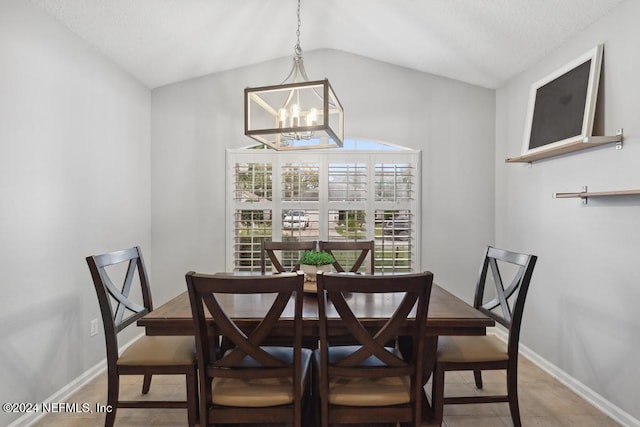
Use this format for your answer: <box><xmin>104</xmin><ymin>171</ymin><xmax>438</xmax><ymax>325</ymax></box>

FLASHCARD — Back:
<box><xmin>226</xmin><ymin>139</ymin><xmax>421</xmax><ymax>273</ymax></box>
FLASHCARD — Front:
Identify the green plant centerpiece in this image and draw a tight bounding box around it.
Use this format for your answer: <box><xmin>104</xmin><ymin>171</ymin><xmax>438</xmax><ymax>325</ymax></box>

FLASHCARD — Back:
<box><xmin>300</xmin><ymin>250</ymin><xmax>335</xmax><ymax>266</ymax></box>
<box><xmin>299</xmin><ymin>250</ymin><xmax>335</xmax><ymax>282</ymax></box>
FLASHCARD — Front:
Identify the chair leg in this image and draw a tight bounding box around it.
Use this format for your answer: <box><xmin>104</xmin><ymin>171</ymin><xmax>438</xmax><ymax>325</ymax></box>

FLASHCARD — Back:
<box><xmin>473</xmin><ymin>369</ymin><xmax>483</xmax><ymax>389</ymax></box>
<box><xmin>414</xmin><ymin>387</ymin><xmax>427</xmax><ymax>427</ymax></box>
<box><xmin>105</xmin><ymin>374</ymin><xmax>119</xmax><ymax>427</ymax></box>
<box><xmin>507</xmin><ymin>367</ymin><xmax>521</xmax><ymax>427</ymax></box>
<box><xmin>319</xmin><ymin>371</ymin><xmax>329</xmax><ymax>427</ymax></box>
<box><xmin>142</xmin><ymin>374</ymin><xmax>152</xmax><ymax>394</ymax></box>
<box><xmin>313</xmin><ymin>385</ymin><xmax>321</xmax><ymax>427</ymax></box>
<box><xmin>321</xmin><ymin>399</ymin><xmax>329</xmax><ymax>427</ymax></box>
<box><xmin>431</xmin><ymin>365</ymin><xmax>446</xmax><ymax>426</ymax></box>
<box><xmin>317</xmin><ymin>374</ymin><xmax>328</xmax><ymax>427</ymax></box>
<box><xmin>185</xmin><ymin>369</ymin><xmax>198</xmax><ymax>427</ymax></box>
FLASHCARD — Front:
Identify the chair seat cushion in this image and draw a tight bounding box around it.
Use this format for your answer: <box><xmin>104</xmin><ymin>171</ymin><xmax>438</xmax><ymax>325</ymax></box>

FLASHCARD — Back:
<box><xmin>212</xmin><ymin>347</ymin><xmax>312</xmax><ymax>407</ymax></box>
<box><xmin>117</xmin><ymin>335</ymin><xmax>195</xmax><ymax>366</ymax></box>
<box><xmin>437</xmin><ymin>335</ymin><xmax>508</xmax><ymax>363</ymax></box>
<box><xmin>315</xmin><ymin>345</ymin><xmax>411</xmax><ymax>407</ymax></box>
<box><xmin>328</xmin><ymin>375</ymin><xmax>411</xmax><ymax>406</ymax></box>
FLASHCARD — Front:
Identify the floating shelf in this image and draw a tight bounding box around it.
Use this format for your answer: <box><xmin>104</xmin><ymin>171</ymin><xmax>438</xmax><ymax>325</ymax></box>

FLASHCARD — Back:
<box><xmin>506</xmin><ymin>129</ymin><xmax>623</xmax><ymax>164</ymax></box>
<box><xmin>553</xmin><ymin>186</ymin><xmax>640</xmax><ymax>204</ymax></box>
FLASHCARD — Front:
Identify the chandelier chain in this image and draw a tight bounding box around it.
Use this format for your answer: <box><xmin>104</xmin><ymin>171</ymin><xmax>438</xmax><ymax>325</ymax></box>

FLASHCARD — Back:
<box><xmin>295</xmin><ymin>0</ymin><xmax>302</xmax><ymax>56</ymax></box>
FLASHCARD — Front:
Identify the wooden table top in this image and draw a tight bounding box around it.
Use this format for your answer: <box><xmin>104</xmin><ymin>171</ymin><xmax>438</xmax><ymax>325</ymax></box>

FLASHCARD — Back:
<box><xmin>139</xmin><ymin>284</ymin><xmax>494</xmax><ymax>337</ymax></box>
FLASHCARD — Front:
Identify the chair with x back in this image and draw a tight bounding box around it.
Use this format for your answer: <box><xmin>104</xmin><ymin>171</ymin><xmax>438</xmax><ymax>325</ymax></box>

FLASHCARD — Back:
<box><xmin>185</xmin><ymin>271</ymin><xmax>312</xmax><ymax>426</ymax></box>
<box><xmin>431</xmin><ymin>246</ymin><xmax>537</xmax><ymax>426</ymax></box>
<box><xmin>315</xmin><ymin>271</ymin><xmax>433</xmax><ymax>427</ymax></box>
<box><xmin>86</xmin><ymin>246</ymin><xmax>198</xmax><ymax>426</ymax></box>
<box><xmin>318</xmin><ymin>240</ymin><xmax>375</xmax><ymax>274</ymax></box>
<box><xmin>260</xmin><ymin>240</ymin><xmax>317</xmax><ymax>274</ymax></box>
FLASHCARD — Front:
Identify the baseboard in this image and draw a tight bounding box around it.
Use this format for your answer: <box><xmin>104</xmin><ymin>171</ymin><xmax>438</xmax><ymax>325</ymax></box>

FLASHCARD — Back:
<box><xmin>491</xmin><ymin>329</ymin><xmax>639</xmax><ymax>427</ymax></box>
<box><xmin>7</xmin><ymin>360</ymin><xmax>106</xmax><ymax>427</ymax></box>
<box><xmin>7</xmin><ymin>332</ymin><xmax>144</xmax><ymax>427</ymax></box>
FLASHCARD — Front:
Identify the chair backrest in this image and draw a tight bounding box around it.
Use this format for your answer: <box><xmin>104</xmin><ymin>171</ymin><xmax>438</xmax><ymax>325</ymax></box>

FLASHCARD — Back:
<box><xmin>86</xmin><ymin>246</ymin><xmax>152</xmax><ymax>366</ymax></box>
<box><xmin>261</xmin><ymin>240</ymin><xmax>317</xmax><ymax>274</ymax></box>
<box><xmin>185</xmin><ymin>271</ymin><xmax>306</xmax><ymax>416</ymax></box>
<box><xmin>316</xmin><ymin>271</ymin><xmax>433</xmax><ymax>416</ymax></box>
<box><xmin>473</xmin><ymin>246</ymin><xmax>537</xmax><ymax>356</ymax></box>
<box><xmin>318</xmin><ymin>240</ymin><xmax>375</xmax><ymax>274</ymax></box>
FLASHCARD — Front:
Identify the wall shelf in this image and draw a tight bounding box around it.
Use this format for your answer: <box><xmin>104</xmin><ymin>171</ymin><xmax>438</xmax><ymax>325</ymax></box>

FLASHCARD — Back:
<box><xmin>553</xmin><ymin>186</ymin><xmax>640</xmax><ymax>204</ymax></box>
<box><xmin>505</xmin><ymin>129</ymin><xmax>623</xmax><ymax>164</ymax></box>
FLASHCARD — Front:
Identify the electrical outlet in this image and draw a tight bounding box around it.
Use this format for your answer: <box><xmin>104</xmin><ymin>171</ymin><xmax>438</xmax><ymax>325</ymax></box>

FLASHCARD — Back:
<box><xmin>90</xmin><ymin>318</ymin><xmax>99</xmax><ymax>337</ymax></box>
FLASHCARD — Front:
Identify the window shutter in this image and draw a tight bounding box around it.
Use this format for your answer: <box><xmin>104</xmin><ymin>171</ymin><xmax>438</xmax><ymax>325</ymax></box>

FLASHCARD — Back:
<box><xmin>228</xmin><ymin>143</ymin><xmax>420</xmax><ymax>273</ymax></box>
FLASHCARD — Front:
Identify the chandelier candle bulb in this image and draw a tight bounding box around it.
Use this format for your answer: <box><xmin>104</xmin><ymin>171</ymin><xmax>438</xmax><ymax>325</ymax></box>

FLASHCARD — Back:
<box><xmin>307</xmin><ymin>108</ymin><xmax>318</xmax><ymax>126</ymax></box>
<box><xmin>278</xmin><ymin>108</ymin><xmax>287</xmax><ymax>128</ymax></box>
<box><xmin>290</xmin><ymin>104</ymin><xmax>300</xmax><ymax>127</ymax></box>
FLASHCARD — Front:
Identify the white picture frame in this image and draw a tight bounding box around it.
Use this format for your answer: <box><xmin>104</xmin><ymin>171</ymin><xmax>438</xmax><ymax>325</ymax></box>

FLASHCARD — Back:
<box><xmin>521</xmin><ymin>44</ymin><xmax>603</xmax><ymax>157</ymax></box>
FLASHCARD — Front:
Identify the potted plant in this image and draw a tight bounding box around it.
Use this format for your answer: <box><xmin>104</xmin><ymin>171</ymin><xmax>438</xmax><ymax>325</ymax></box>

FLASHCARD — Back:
<box><xmin>299</xmin><ymin>250</ymin><xmax>335</xmax><ymax>282</ymax></box>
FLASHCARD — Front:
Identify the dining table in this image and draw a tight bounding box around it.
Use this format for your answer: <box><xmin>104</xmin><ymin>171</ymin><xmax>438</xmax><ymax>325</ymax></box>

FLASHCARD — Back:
<box><xmin>139</xmin><ymin>283</ymin><xmax>493</xmax><ymax>338</ymax></box>
<box><xmin>138</xmin><ymin>281</ymin><xmax>494</xmax><ymax>422</ymax></box>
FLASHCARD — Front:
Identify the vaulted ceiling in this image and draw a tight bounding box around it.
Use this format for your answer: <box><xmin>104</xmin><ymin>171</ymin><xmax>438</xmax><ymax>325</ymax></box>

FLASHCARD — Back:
<box><xmin>32</xmin><ymin>0</ymin><xmax>625</xmax><ymax>89</ymax></box>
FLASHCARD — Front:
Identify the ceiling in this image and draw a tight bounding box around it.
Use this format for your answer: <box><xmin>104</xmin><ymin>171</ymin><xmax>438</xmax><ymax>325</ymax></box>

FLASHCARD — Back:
<box><xmin>32</xmin><ymin>0</ymin><xmax>625</xmax><ymax>89</ymax></box>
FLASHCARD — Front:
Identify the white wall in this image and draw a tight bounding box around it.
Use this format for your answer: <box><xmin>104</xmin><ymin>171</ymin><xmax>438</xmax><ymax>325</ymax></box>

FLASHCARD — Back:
<box><xmin>150</xmin><ymin>49</ymin><xmax>495</xmax><ymax>302</ymax></box>
<box><xmin>495</xmin><ymin>0</ymin><xmax>640</xmax><ymax>423</ymax></box>
<box><xmin>0</xmin><ymin>1</ymin><xmax>151</xmax><ymax>425</ymax></box>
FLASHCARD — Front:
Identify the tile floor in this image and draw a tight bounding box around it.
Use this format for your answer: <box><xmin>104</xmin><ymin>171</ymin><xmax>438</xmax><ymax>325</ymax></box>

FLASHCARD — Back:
<box><xmin>31</xmin><ymin>354</ymin><xmax>620</xmax><ymax>426</ymax></box>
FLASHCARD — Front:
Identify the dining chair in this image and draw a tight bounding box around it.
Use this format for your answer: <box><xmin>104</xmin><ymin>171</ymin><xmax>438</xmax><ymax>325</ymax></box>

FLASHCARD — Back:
<box><xmin>318</xmin><ymin>240</ymin><xmax>375</xmax><ymax>274</ymax></box>
<box><xmin>260</xmin><ymin>240</ymin><xmax>317</xmax><ymax>274</ymax></box>
<box><xmin>315</xmin><ymin>271</ymin><xmax>433</xmax><ymax>427</ymax></box>
<box><xmin>431</xmin><ymin>246</ymin><xmax>537</xmax><ymax>427</ymax></box>
<box><xmin>86</xmin><ymin>246</ymin><xmax>198</xmax><ymax>427</ymax></box>
<box><xmin>185</xmin><ymin>271</ymin><xmax>313</xmax><ymax>426</ymax></box>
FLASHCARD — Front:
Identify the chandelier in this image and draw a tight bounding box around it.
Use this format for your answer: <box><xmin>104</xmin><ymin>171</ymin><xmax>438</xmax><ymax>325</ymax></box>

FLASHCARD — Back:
<box><xmin>244</xmin><ymin>0</ymin><xmax>344</xmax><ymax>150</ymax></box>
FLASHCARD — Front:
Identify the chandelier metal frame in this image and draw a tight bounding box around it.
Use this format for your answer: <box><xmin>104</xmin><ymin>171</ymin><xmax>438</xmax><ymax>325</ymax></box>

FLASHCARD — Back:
<box><xmin>244</xmin><ymin>0</ymin><xmax>344</xmax><ymax>150</ymax></box>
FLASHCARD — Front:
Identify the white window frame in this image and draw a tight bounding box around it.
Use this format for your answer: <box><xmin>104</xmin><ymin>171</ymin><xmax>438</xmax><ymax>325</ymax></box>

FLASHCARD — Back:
<box><xmin>226</xmin><ymin>142</ymin><xmax>421</xmax><ymax>272</ymax></box>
